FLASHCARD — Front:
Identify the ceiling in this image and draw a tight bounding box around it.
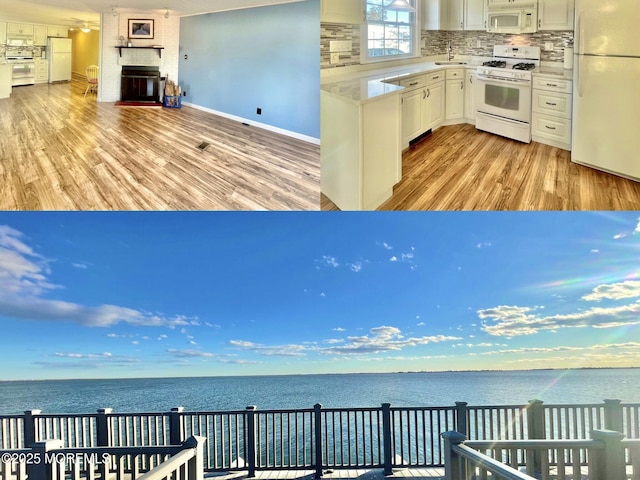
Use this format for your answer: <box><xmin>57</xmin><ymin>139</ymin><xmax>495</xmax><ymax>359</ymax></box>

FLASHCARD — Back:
<box><xmin>0</xmin><ymin>0</ymin><xmax>306</xmax><ymax>30</ymax></box>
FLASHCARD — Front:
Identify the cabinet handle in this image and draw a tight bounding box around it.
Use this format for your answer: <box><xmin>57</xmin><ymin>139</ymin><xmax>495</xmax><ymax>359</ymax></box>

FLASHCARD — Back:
<box><xmin>426</xmin><ymin>89</ymin><xmax>431</xmax><ymax>98</ymax></box>
<box><xmin>461</xmin><ymin>81</ymin><xmax>464</xmax><ymax>90</ymax></box>
<box><xmin>546</xmin><ymin>83</ymin><xmax>558</xmax><ymax>87</ymax></box>
<box><xmin>409</xmin><ymin>81</ymin><xmax>419</xmax><ymax>86</ymax></box>
<box><xmin>470</xmin><ymin>76</ymin><xmax>473</xmax><ymax>84</ymax></box>
<box><xmin>545</xmin><ymin>102</ymin><xmax>557</xmax><ymax>106</ymax></box>
<box><xmin>539</xmin><ymin>19</ymin><xmax>542</xmax><ymax>28</ymax></box>
<box><xmin>433</xmin><ymin>75</ymin><xmax>440</xmax><ymax>80</ymax></box>
<box><xmin>545</xmin><ymin>125</ymin><xmax>557</xmax><ymax>130</ymax></box>
<box><xmin>460</xmin><ymin>22</ymin><xmax>463</xmax><ymax>29</ymax></box>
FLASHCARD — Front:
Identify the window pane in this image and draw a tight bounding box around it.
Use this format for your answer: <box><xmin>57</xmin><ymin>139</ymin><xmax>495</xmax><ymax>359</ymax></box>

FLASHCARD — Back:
<box><xmin>365</xmin><ymin>0</ymin><xmax>416</xmax><ymax>60</ymax></box>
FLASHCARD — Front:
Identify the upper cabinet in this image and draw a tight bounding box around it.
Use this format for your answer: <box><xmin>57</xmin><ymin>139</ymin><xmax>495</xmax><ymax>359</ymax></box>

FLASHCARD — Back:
<box><xmin>48</xmin><ymin>25</ymin><xmax>68</xmax><ymax>38</ymax></box>
<box><xmin>448</xmin><ymin>0</ymin><xmax>464</xmax><ymax>30</ymax></box>
<box><xmin>538</xmin><ymin>0</ymin><xmax>574</xmax><ymax>30</ymax></box>
<box><xmin>34</xmin><ymin>25</ymin><xmax>48</xmax><ymax>45</ymax></box>
<box><xmin>464</xmin><ymin>0</ymin><xmax>486</xmax><ymax>30</ymax></box>
<box><xmin>422</xmin><ymin>0</ymin><xmax>449</xmax><ymax>30</ymax></box>
<box><xmin>321</xmin><ymin>0</ymin><xmax>363</xmax><ymax>24</ymax></box>
<box><xmin>7</xmin><ymin>23</ymin><xmax>34</xmax><ymax>35</ymax></box>
<box><xmin>0</xmin><ymin>22</ymin><xmax>6</xmax><ymax>45</ymax></box>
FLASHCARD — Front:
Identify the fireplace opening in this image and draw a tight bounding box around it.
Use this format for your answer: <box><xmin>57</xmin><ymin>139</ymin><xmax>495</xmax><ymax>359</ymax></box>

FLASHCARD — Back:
<box><xmin>121</xmin><ymin>65</ymin><xmax>161</xmax><ymax>103</ymax></box>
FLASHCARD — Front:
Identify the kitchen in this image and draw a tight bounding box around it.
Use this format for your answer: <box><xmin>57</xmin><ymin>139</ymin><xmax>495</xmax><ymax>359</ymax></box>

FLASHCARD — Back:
<box><xmin>320</xmin><ymin>0</ymin><xmax>640</xmax><ymax>211</ymax></box>
<box><xmin>0</xmin><ymin>21</ymin><xmax>75</xmax><ymax>99</ymax></box>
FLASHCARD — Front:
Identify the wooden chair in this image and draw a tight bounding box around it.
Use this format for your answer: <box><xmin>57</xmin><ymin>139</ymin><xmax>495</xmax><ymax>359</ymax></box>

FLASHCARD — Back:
<box><xmin>84</xmin><ymin>65</ymin><xmax>99</xmax><ymax>97</ymax></box>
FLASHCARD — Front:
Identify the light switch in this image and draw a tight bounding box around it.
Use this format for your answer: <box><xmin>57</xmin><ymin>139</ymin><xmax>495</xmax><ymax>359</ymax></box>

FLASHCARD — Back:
<box><xmin>330</xmin><ymin>53</ymin><xmax>340</xmax><ymax>65</ymax></box>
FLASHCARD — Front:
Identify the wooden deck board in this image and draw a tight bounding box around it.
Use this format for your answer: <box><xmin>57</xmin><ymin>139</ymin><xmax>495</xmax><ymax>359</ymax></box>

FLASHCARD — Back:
<box><xmin>205</xmin><ymin>469</ymin><xmax>444</xmax><ymax>480</ymax></box>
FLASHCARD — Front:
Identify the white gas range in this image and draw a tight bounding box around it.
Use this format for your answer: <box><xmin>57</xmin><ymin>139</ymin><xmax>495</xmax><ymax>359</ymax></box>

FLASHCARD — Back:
<box><xmin>475</xmin><ymin>45</ymin><xmax>541</xmax><ymax>143</ymax></box>
<box><xmin>5</xmin><ymin>47</ymin><xmax>35</xmax><ymax>86</ymax></box>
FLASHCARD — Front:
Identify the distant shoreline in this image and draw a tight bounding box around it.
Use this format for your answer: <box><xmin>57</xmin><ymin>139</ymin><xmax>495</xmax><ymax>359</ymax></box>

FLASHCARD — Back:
<box><xmin>2</xmin><ymin>365</ymin><xmax>638</xmax><ymax>383</ymax></box>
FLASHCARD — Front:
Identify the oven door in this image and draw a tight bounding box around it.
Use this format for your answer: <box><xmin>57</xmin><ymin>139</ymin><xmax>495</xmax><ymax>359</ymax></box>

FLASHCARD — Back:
<box><xmin>12</xmin><ymin>63</ymin><xmax>35</xmax><ymax>86</ymax></box>
<box><xmin>475</xmin><ymin>74</ymin><xmax>531</xmax><ymax>124</ymax></box>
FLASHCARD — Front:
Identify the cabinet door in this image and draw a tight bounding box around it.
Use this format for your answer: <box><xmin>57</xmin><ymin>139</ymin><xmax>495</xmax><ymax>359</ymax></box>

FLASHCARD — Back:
<box><xmin>448</xmin><ymin>0</ymin><xmax>464</xmax><ymax>30</ymax></box>
<box><xmin>321</xmin><ymin>0</ymin><xmax>363</xmax><ymax>24</ymax></box>
<box><xmin>427</xmin><ymin>82</ymin><xmax>445</xmax><ymax>128</ymax></box>
<box><xmin>464</xmin><ymin>70</ymin><xmax>476</xmax><ymax>120</ymax></box>
<box><xmin>446</xmin><ymin>79</ymin><xmax>465</xmax><ymax>120</ymax></box>
<box><xmin>402</xmin><ymin>89</ymin><xmax>426</xmax><ymax>144</ymax></box>
<box><xmin>422</xmin><ymin>0</ymin><xmax>449</xmax><ymax>30</ymax></box>
<box><xmin>538</xmin><ymin>0</ymin><xmax>574</xmax><ymax>30</ymax></box>
<box><xmin>464</xmin><ymin>0</ymin><xmax>486</xmax><ymax>30</ymax></box>
<box><xmin>34</xmin><ymin>25</ymin><xmax>47</xmax><ymax>45</ymax></box>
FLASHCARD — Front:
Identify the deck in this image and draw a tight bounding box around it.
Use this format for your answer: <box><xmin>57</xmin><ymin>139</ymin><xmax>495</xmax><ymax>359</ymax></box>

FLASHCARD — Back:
<box><xmin>206</xmin><ymin>468</ymin><xmax>445</xmax><ymax>480</ymax></box>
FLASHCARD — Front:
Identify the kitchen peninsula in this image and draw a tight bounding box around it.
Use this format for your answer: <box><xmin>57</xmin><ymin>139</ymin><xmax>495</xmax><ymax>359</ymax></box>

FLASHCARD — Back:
<box><xmin>321</xmin><ymin>58</ymin><xmax>481</xmax><ymax>211</ymax></box>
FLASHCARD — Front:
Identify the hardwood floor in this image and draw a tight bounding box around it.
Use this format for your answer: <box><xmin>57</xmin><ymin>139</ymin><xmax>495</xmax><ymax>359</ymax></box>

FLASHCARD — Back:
<box><xmin>321</xmin><ymin>123</ymin><xmax>640</xmax><ymax>211</ymax></box>
<box><xmin>0</xmin><ymin>78</ymin><xmax>320</xmax><ymax>210</ymax></box>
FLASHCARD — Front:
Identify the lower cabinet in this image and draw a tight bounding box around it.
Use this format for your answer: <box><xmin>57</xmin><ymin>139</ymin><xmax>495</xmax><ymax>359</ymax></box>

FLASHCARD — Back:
<box><xmin>464</xmin><ymin>68</ymin><xmax>476</xmax><ymax>121</ymax></box>
<box><xmin>425</xmin><ymin>71</ymin><xmax>445</xmax><ymax>130</ymax></box>
<box><xmin>399</xmin><ymin>71</ymin><xmax>445</xmax><ymax>146</ymax></box>
<box><xmin>35</xmin><ymin>59</ymin><xmax>48</xmax><ymax>84</ymax></box>
<box><xmin>531</xmin><ymin>74</ymin><xmax>573</xmax><ymax>150</ymax></box>
<box><xmin>445</xmin><ymin>69</ymin><xmax>465</xmax><ymax>121</ymax></box>
<box><xmin>402</xmin><ymin>87</ymin><xmax>427</xmax><ymax>145</ymax></box>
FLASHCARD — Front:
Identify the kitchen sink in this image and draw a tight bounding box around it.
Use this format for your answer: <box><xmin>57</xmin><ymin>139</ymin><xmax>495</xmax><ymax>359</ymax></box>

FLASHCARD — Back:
<box><xmin>434</xmin><ymin>61</ymin><xmax>467</xmax><ymax>65</ymax></box>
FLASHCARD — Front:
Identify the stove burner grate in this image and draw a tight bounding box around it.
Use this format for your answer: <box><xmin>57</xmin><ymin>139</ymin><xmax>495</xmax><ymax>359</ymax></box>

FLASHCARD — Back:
<box><xmin>513</xmin><ymin>62</ymin><xmax>536</xmax><ymax>70</ymax></box>
<box><xmin>483</xmin><ymin>60</ymin><xmax>507</xmax><ymax>68</ymax></box>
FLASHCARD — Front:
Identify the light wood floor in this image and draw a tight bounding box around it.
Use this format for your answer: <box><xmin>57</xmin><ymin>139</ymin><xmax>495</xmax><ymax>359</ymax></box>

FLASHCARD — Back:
<box><xmin>206</xmin><ymin>468</ymin><xmax>444</xmax><ymax>480</ymax></box>
<box><xmin>0</xmin><ymin>78</ymin><xmax>320</xmax><ymax>210</ymax></box>
<box><xmin>321</xmin><ymin>123</ymin><xmax>640</xmax><ymax>211</ymax></box>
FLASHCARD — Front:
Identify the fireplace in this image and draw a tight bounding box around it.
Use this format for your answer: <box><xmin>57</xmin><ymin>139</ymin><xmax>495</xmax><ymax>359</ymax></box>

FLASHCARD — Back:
<box><xmin>120</xmin><ymin>65</ymin><xmax>161</xmax><ymax>103</ymax></box>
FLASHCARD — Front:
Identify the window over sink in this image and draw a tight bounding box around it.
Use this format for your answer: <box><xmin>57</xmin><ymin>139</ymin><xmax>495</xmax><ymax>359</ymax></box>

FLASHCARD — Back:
<box><xmin>362</xmin><ymin>0</ymin><xmax>420</xmax><ymax>63</ymax></box>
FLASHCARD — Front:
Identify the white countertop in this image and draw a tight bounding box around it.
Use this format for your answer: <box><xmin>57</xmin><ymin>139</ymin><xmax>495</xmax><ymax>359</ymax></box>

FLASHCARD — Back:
<box><xmin>321</xmin><ymin>58</ymin><xmax>486</xmax><ymax>105</ymax></box>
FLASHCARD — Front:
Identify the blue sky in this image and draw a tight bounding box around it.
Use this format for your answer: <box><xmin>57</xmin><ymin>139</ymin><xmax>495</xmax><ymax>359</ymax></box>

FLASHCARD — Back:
<box><xmin>0</xmin><ymin>212</ymin><xmax>639</xmax><ymax>380</ymax></box>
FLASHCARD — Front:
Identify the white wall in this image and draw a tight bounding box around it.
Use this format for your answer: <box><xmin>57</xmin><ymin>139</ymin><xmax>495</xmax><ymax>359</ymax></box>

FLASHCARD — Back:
<box><xmin>98</xmin><ymin>12</ymin><xmax>180</xmax><ymax>102</ymax></box>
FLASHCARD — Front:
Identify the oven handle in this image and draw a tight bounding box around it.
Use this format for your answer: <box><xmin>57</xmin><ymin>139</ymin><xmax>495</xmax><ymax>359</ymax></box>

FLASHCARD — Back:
<box><xmin>476</xmin><ymin>73</ymin><xmax>531</xmax><ymax>84</ymax></box>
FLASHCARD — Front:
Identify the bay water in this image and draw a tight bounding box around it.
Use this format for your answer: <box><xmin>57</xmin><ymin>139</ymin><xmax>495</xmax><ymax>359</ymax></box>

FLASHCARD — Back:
<box><xmin>1</xmin><ymin>369</ymin><xmax>638</xmax><ymax>415</ymax></box>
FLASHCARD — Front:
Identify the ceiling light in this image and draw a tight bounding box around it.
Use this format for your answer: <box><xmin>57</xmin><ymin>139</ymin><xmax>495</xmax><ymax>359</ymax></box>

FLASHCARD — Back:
<box><xmin>388</xmin><ymin>0</ymin><xmax>416</xmax><ymax>11</ymax></box>
<box><xmin>81</xmin><ymin>27</ymin><xmax>91</xmax><ymax>33</ymax></box>
<box><xmin>164</xmin><ymin>9</ymin><xmax>170</xmax><ymax>18</ymax></box>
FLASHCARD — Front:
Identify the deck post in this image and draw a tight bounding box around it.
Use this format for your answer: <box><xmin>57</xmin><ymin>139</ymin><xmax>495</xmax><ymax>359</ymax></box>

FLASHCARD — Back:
<box><xmin>246</xmin><ymin>406</ymin><xmax>257</xmax><ymax>478</ymax></box>
<box><xmin>183</xmin><ymin>435</ymin><xmax>206</xmax><ymax>480</ymax></box>
<box><xmin>23</xmin><ymin>409</ymin><xmax>42</xmax><ymax>447</ymax></box>
<box><xmin>604</xmin><ymin>399</ymin><xmax>623</xmax><ymax>433</ymax></box>
<box><xmin>382</xmin><ymin>403</ymin><xmax>393</xmax><ymax>476</ymax></box>
<box><xmin>455</xmin><ymin>402</ymin><xmax>468</xmax><ymax>436</ymax></box>
<box><xmin>314</xmin><ymin>403</ymin><xmax>323</xmax><ymax>479</ymax></box>
<box><xmin>27</xmin><ymin>439</ymin><xmax>63</xmax><ymax>480</ymax></box>
<box><xmin>591</xmin><ymin>429</ymin><xmax>625</xmax><ymax>480</ymax></box>
<box><xmin>96</xmin><ymin>408</ymin><xmax>113</xmax><ymax>447</ymax></box>
<box><xmin>170</xmin><ymin>407</ymin><xmax>185</xmax><ymax>445</ymax></box>
<box><xmin>441</xmin><ymin>431</ymin><xmax>467</xmax><ymax>480</ymax></box>
<box><xmin>526</xmin><ymin>399</ymin><xmax>545</xmax><ymax>477</ymax></box>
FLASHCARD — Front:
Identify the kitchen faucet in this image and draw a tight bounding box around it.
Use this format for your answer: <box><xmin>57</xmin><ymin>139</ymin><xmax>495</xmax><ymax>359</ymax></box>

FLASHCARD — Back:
<box><xmin>448</xmin><ymin>41</ymin><xmax>454</xmax><ymax>61</ymax></box>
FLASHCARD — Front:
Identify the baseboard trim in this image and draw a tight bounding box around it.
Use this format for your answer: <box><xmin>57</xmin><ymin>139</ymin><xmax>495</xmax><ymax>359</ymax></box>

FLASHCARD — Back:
<box><xmin>183</xmin><ymin>102</ymin><xmax>320</xmax><ymax>145</ymax></box>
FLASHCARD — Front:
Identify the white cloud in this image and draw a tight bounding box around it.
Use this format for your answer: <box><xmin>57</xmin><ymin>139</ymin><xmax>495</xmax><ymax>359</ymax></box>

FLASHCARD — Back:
<box><xmin>478</xmin><ymin>301</ymin><xmax>640</xmax><ymax>336</ymax></box>
<box><xmin>417</xmin><ymin>322</ymin><xmax>425</xmax><ymax>326</ymax></box>
<box><xmin>590</xmin><ymin>249</ymin><xmax>599</xmax><ymax>254</ymax></box>
<box><xmin>55</xmin><ymin>352</ymin><xmax>112</xmax><ymax>359</ymax></box>
<box><xmin>72</xmin><ymin>263</ymin><xmax>89</xmax><ymax>269</ymax></box>
<box><xmin>333</xmin><ymin>327</ymin><xmax>346</xmax><ymax>332</ymax></box>
<box><xmin>229</xmin><ymin>340</ymin><xmax>307</xmax><ymax>357</ymax></box>
<box><xmin>379</xmin><ymin>242</ymin><xmax>393</xmax><ymax>250</ymax></box>
<box><xmin>349</xmin><ymin>262</ymin><xmax>363</xmax><ymax>273</ymax></box>
<box><xmin>582</xmin><ymin>280</ymin><xmax>640</xmax><ymax>301</ymax></box>
<box><xmin>0</xmin><ymin>226</ymin><xmax>197</xmax><ymax>329</ymax></box>
<box><xmin>320</xmin><ymin>256</ymin><xmax>339</xmax><ymax>268</ymax></box>
<box><xmin>476</xmin><ymin>242</ymin><xmax>492</xmax><ymax>249</ymax></box>
<box><xmin>390</xmin><ymin>256</ymin><xmax>398</xmax><ymax>262</ymax></box>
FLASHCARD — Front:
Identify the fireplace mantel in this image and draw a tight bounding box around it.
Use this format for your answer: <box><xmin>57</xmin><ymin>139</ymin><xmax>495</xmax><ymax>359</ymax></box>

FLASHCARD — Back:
<box><xmin>115</xmin><ymin>46</ymin><xmax>164</xmax><ymax>58</ymax></box>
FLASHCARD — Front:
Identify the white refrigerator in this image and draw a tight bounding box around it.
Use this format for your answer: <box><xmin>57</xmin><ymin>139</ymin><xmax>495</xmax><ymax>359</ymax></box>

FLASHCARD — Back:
<box><xmin>572</xmin><ymin>0</ymin><xmax>640</xmax><ymax>180</ymax></box>
<box><xmin>48</xmin><ymin>38</ymin><xmax>72</xmax><ymax>83</ymax></box>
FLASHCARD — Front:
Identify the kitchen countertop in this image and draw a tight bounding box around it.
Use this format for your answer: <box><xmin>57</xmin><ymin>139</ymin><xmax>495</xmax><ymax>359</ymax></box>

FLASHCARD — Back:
<box><xmin>321</xmin><ymin>58</ymin><xmax>486</xmax><ymax>105</ymax></box>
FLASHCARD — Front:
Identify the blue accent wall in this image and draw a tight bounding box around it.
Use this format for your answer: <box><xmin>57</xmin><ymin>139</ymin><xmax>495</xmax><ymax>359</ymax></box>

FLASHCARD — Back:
<box><xmin>179</xmin><ymin>0</ymin><xmax>320</xmax><ymax>140</ymax></box>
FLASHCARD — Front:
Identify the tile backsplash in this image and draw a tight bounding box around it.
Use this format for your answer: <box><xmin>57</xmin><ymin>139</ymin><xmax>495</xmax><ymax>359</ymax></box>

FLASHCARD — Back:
<box><xmin>321</xmin><ymin>23</ymin><xmax>574</xmax><ymax>69</ymax></box>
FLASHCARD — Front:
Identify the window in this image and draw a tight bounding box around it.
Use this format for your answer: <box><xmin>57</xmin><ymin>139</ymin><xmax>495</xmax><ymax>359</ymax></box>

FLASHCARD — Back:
<box><xmin>363</xmin><ymin>0</ymin><xmax>419</xmax><ymax>63</ymax></box>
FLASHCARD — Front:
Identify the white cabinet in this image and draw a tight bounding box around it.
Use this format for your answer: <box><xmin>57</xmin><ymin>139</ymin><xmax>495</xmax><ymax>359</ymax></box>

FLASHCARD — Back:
<box><xmin>7</xmin><ymin>23</ymin><xmax>34</xmax><ymax>35</ymax></box>
<box><xmin>445</xmin><ymin>69</ymin><xmax>465</xmax><ymax>121</ymax></box>
<box><xmin>47</xmin><ymin>25</ymin><xmax>68</xmax><ymax>38</ymax></box>
<box><xmin>0</xmin><ymin>64</ymin><xmax>12</xmax><ymax>99</ymax></box>
<box><xmin>538</xmin><ymin>0</ymin><xmax>574</xmax><ymax>30</ymax></box>
<box><xmin>464</xmin><ymin>69</ymin><xmax>476</xmax><ymax>121</ymax></box>
<box><xmin>0</xmin><ymin>22</ymin><xmax>6</xmax><ymax>45</ymax></box>
<box><xmin>422</xmin><ymin>0</ymin><xmax>449</xmax><ymax>30</ymax></box>
<box><xmin>321</xmin><ymin>90</ymin><xmax>402</xmax><ymax>211</ymax></box>
<box><xmin>426</xmin><ymin>71</ymin><xmax>445</xmax><ymax>129</ymax></box>
<box><xmin>464</xmin><ymin>0</ymin><xmax>486</xmax><ymax>30</ymax></box>
<box><xmin>321</xmin><ymin>0</ymin><xmax>363</xmax><ymax>24</ymax></box>
<box><xmin>531</xmin><ymin>74</ymin><xmax>573</xmax><ymax>150</ymax></box>
<box><xmin>399</xmin><ymin>75</ymin><xmax>428</xmax><ymax>145</ymax></box>
<box><xmin>427</xmin><ymin>0</ymin><xmax>485</xmax><ymax>30</ymax></box>
<box><xmin>34</xmin><ymin>25</ymin><xmax>48</xmax><ymax>45</ymax></box>
<box><xmin>35</xmin><ymin>59</ymin><xmax>48</xmax><ymax>84</ymax></box>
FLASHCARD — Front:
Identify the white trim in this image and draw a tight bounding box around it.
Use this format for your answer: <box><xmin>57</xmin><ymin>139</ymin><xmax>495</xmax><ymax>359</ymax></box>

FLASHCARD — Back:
<box><xmin>183</xmin><ymin>102</ymin><xmax>320</xmax><ymax>145</ymax></box>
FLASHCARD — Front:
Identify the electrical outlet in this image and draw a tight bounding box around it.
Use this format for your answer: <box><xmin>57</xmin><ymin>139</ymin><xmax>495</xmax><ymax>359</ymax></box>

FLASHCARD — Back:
<box><xmin>182</xmin><ymin>91</ymin><xmax>187</xmax><ymax>96</ymax></box>
<box><xmin>256</xmin><ymin>108</ymin><xmax>262</xmax><ymax>115</ymax></box>
<box><xmin>330</xmin><ymin>53</ymin><xmax>340</xmax><ymax>65</ymax></box>
<box><xmin>544</xmin><ymin>42</ymin><xmax>554</xmax><ymax>51</ymax></box>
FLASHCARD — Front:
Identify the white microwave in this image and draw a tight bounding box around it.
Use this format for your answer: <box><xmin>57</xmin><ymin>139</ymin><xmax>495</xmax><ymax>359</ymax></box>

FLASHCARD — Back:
<box><xmin>486</xmin><ymin>4</ymin><xmax>538</xmax><ymax>34</ymax></box>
